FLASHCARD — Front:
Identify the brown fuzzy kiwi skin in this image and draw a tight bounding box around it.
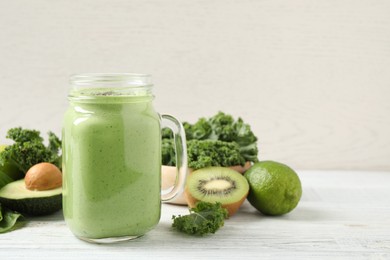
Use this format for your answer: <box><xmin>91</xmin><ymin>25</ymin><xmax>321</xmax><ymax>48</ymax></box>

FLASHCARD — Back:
<box><xmin>184</xmin><ymin>187</ymin><xmax>249</xmax><ymax>217</ymax></box>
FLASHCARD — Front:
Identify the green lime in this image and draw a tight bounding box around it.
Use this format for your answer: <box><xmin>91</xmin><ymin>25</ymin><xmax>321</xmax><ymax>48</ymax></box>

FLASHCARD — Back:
<box><xmin>244</xmin><ymin>161</ymin><xmax>302</xmax><ymax>216</ymax></box>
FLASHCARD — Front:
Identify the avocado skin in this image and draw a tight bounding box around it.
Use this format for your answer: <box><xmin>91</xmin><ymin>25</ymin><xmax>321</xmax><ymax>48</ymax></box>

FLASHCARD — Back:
<box><xmin>0</xmin><ymin>194</ymin><xmax>62</xmax><ymax>216</ymax></box>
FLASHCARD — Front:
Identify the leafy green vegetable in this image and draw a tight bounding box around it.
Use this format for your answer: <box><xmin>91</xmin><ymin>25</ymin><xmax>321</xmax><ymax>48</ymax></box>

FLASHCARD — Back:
<box><xmin>172</xmin><ymin>201</ymin><xmax>228</xmax><ymax>236</ymax></box>
<box><xmin>184</xmin><ymin>118</ymin><xmax>212</xmax><ymax>140</ymax></box>
<box><xmin>0</xmin><ymin>162</ymin><xmax>24</xmax><ymax>185</ymax></box>
<box><xmin>0</xmin><ymin>170</ymin><xmax>13</xmax><ymax>190</ymax></box>
<box><xmin>187</xmin><ymin>140</ymin><xmax>245</xmax><ymax>169</ymax></box>
<box><xmin>162</xmin><ymin>139</ymin><xmax>176</xmax><ymax>167</ymax></box>
<box><xmin>0</xmin><ymin>203</ymin><xmax>22</xmax><ymax>233</ymax></box>
<box><xmin>162</xmin><ymin>112</ymin><xmax>259</xmax><ymax>167</ymax></box>
<box><xmin>0</xmin><ymin>127</ymin><xmax>62</xmax><ymax>174</ymax></box>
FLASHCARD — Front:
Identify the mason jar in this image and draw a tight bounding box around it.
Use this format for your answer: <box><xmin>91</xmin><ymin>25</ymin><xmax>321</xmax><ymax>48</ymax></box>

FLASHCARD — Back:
<box><xmin>62</xmin><ymin>73</ymin><xmax>187</xmax><ymax>243</ymax></box>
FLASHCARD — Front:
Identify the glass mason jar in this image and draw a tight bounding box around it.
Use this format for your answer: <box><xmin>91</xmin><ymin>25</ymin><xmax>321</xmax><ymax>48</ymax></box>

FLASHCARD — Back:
<box><xmin>62</xmin><ymin>73</ymin><xmax>187</xmax><ymax>243</ymax></box>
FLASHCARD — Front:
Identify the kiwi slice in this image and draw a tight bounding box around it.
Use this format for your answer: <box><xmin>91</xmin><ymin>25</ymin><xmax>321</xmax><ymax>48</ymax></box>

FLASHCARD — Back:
<box><xmin>184</xmin><ymin>167</ymin><xmax>249</xmax><ymax>216</ymax></box>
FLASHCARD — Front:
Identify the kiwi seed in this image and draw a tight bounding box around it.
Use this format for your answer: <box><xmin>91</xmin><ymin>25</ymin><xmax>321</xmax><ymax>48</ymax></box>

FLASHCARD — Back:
<box><xmin>197</xmin><ymin>177</ymin><xmax>237</xmax><ymax>196</ymax></box>
<box><xmin>185</xmin><ymin>167</ymin><xmax>249</xmax><ymax>216</ymax></box>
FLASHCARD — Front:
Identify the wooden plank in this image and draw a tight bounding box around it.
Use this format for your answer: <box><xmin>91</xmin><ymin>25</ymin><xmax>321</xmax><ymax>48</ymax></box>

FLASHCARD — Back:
<box><xmin>0</xmin><ymin>171</ymin><xmax>389</xmax><ymax>259</ymax></box>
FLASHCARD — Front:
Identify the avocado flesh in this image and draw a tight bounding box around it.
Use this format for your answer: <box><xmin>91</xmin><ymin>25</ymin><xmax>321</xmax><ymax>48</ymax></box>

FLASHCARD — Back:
<box><xmin>0</xmin><ymin>179</ymin><xmax>62</xmax><ymax>216</ymax></box>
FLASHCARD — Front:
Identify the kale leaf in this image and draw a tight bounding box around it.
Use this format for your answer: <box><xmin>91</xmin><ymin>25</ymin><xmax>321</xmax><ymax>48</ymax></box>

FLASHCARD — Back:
<box><xmin>172</xmin><ymin>201</ymin><xmax>228</xmax><ymax>236</ymax></box>
<box><xmin>184</xmin><ymin>118</ymin><xmax>212</xmax><ymax>140</ymax></box>
<box><xmin>162</xmin><ymin>112</ymin><xmax>259</xmax><ymax>167</ymax></box>
<box><xmin>187</xmin><ymin>140</ymin><xmax>245</xmax><ymax>170</ymax></box>
<box><xmin>0</xmin><ymin>127</ymin><xmax>62</xmax><ymax>174</ymax></box>
<box><xmin>162</xmin><ymin>139</ymin><xmax>176</xmax><ymax>167</ymax></box>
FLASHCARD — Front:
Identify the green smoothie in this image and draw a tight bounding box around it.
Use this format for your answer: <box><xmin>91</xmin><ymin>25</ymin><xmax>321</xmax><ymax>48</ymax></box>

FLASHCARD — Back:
<box><xmin>62</xmin><ymin>94</ymin><xmax>161</xmax><ymax>240</ymax></box>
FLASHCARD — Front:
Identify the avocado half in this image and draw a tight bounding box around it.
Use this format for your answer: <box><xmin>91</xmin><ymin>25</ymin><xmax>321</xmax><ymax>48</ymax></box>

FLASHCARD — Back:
<box><xmin>0</xmin><ymin>179</ymin><xmax>62</xmax><ymax>216</ymax></box>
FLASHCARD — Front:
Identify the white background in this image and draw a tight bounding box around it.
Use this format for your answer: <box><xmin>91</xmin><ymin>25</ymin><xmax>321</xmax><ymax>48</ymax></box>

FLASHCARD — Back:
<box><xmin>0</xmin><ymin>0</ymin><xmax>389</xmax><ymax>170</ymax></box>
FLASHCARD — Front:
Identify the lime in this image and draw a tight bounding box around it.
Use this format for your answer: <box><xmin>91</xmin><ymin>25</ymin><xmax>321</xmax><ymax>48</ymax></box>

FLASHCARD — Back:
<box><xmin>244</xmin><ymin>161</ymin><xmax>302</xmax><ymax>216</ymax></box>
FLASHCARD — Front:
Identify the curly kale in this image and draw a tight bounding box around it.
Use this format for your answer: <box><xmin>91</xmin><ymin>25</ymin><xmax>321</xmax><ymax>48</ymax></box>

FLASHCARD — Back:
<box><xmin>162</xmin><ymin>139</ymin><xmax>176</xmax><ymax>167</ymax></box>
<box><xmin>172</xmin><ymin>202</ymin><xmax>228</xmax><ymax>236</ymax></box>
<box><xmin>184</xmin><ymin>118</ymin><xmax>212</xmax><ymax>140</ymax></box>
<box><xmin>162</xmin><ymin>112</ymin><xmax>259</xmax><ymax>167</ymax></box>
<box><xmin>162</xmin><ymin>127</ymin><xmax>174</xmax><ymax>139</ymax></box>
<box><xmin>5</xmin><ymin>128</ymin><xmax>43</xmax><ymax>144</ymax></box>
<box><xmin>0</xmin><ymin>127</ymin><xmax>62</xmax><ymax>174</ymax></box>
<box><xmin>187</xmin><ymin>140</ymin><xmax>245</xmax><ymax>170</ymax></box>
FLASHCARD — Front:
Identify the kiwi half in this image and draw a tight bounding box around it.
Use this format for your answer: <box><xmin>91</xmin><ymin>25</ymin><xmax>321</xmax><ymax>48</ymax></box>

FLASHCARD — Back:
<box><xmin>184</xmin><ymin>167</ymin><xmax>249</xmax><ymax>216</ymax></box>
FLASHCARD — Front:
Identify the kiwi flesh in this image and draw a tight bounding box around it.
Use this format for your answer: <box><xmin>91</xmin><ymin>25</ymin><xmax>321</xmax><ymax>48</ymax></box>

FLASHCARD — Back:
<box><xmin>184</xmin><ymin>167</ymin><xmax>249</xmax><ymax>216</ymax></box>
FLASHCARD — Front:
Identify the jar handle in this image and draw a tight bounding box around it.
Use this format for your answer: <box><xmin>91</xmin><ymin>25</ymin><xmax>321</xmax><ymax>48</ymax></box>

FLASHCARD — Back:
<box><xmin>160</xmin><ymin>114</ymin><xmax>188</xmax><ymax>202</ymax></box>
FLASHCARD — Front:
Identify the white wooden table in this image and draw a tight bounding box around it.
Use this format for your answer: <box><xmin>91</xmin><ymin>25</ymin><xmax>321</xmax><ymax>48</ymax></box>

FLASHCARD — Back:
<box><xmin>1</xmin><ymin>171</ymin><xmax>389</xmax><ymax>259</ymax></box>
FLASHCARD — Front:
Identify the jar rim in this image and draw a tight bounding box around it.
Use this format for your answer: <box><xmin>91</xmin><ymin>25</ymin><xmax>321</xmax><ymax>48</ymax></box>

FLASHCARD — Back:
<box><xmin>70</xmin><ymin>73</ymin><xmax>153</xmax><ymax>87</ymax></box>
<box><xmin>69</xmin><ymin>73</ymin><xmax>153</xmax><ymax>98</ymax></box>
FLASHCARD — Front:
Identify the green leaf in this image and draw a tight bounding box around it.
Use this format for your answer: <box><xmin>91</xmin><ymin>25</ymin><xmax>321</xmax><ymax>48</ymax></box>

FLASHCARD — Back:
<box><xmin>162</xmin><ymin>139</ymin><xmax>176</xmax><ymax>166</ymax></box>
<box><xmin>187</xmin><ymin>140</ymin><xmax>246</xmax><ymax>170</ymax></box>
<box><xmin>0</xmin><ymin>204</ymin><xmax>22</xmax><ymax>233</ymax></box>
<box><xmin>172</xmin><ymin>202</ymin><xmax>228</xmax><ymax>236</ymax></box>
<box><xmin>0</xmin><ymin>169</ymin><xmax>14</xmax><ymax>190</ymax></box>
<box><xmin>0</xmin><ymin>127</ymin><xmax>62</xmax><ymax>173</ymax></box>
<box><xmin>162</xmin><ymin>112</ymin><xmax>259</xmax><ymax>167</ymax></box>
